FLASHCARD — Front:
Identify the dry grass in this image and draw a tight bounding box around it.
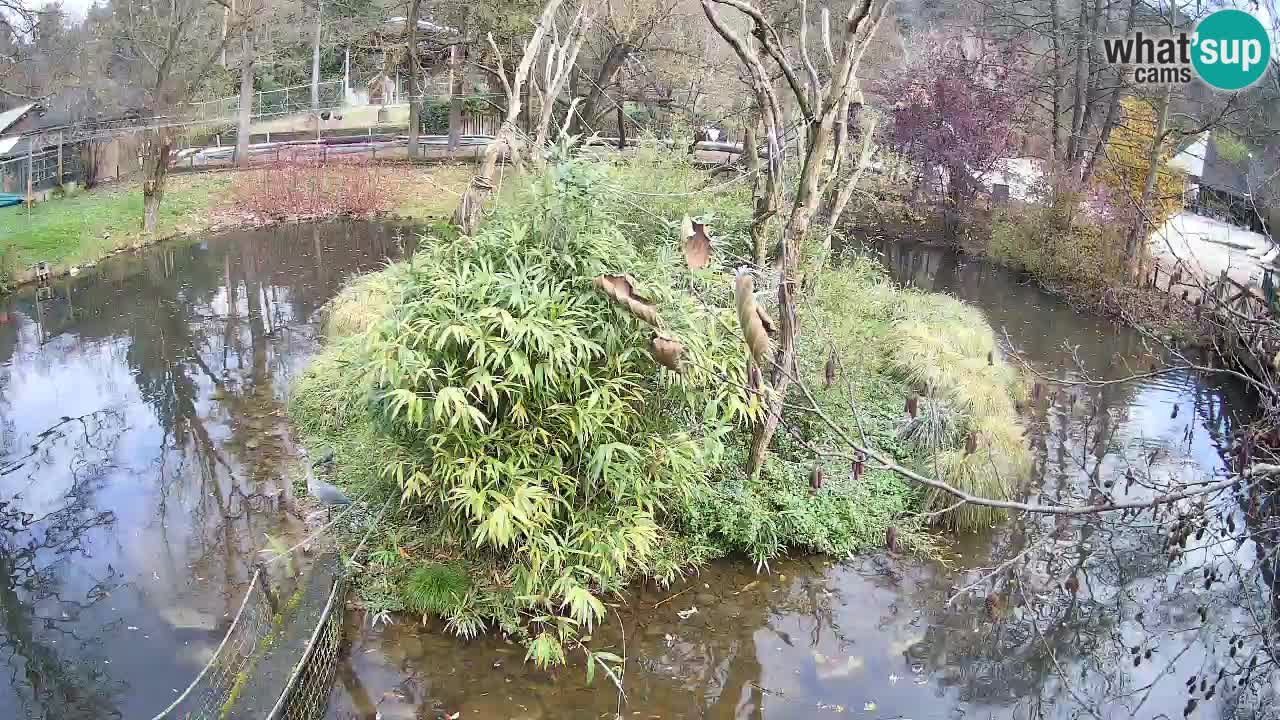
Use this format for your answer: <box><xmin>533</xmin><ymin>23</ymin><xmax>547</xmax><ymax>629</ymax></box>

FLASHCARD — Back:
<box><xmin>391</xmin><ymin>163</ymin><xmax>472</xmax><ymax>220</ymax></box>
<box><xmin>323</xmin><ymin>262</ymin><xmax>410</xmax><ymax>338</ymax></box>
<box><xmin>810</xmin><ymin>259</ymin><xmax>1032</xmax><ymax>532</ymax></box>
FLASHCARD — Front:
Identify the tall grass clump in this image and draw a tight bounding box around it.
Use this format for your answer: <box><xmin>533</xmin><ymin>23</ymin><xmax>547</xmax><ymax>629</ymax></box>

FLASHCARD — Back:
<box><xmin>321</xmin><ymin>261</ymin><xmax>413</xmax><ymax>338</ymax></box>
<box><xmin>797</xmin><ymin>256</ymin><xmax>1030</xmax><ymax>531</ymax></box>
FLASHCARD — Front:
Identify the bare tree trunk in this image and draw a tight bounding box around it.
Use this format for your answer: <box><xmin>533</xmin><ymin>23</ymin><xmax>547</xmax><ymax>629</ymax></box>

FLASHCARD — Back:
<box><xmin>235</xmin><ymin>23</ymin><xmax>255</xmax><ymax>168</ymax></box>
<box><xmin>572</xmin><ymin>43</ymin><xmax>631</xmax><ymax>134</ymax></box>
<box><xmin>1125</xmin><ymin>85</ymin><xmax>1171</xmax><ymax>277</ymax></box>
<box><xmin>1066</xmin><ymin>0</ymin><xmax>1089</xmax><ymax>166</ymax></box>
<box><xmin>1049</xmin><ymin>0</ymin><xmax>1066</xmax><ymax>164</ymax></box>
<box><xmin>453</xmin><ymin>1</ymin><xmax>563</xmax><ymax>232</ymax></box>
<box><xmin>532</xmin><ymin>7</ymin><xmax>591</xmax><ymax>153</ymax></box>
<box><xmin>447</xmin><ymin>32</ymin><xmax>465</xmax><ymax>152</ymax></box>
<box><xmin>311</xmin><ymin>0</ymin><xmax>322</xmax><ymax>110</ymax></box>
<box><xmin>1081</xmin><ymin>0</ymin><xmax>1137</xmax><ymax>186</ymax></box>
<box><xmin>701</xmin><ymin>0</ymin><xmax>888</xmax><ymax>477</ymax></box>
<box><xmin>821</xmin><ymin>115</ymin><xmax>879</xmax><ymax>252</ymax></box>
<box><xmin>405</xmin><ymin>0</ymin><xmax>422</xmax><ymax>159</ymax></box>
<box><xmin>743</xmin><ymin>116</ymin><xmax>766</xmax><ymax>266</ymax></box>
<box><xmin>142</xmin><ymin>128</ymin><xmax>174</xmax><ymax>234</ymax></box>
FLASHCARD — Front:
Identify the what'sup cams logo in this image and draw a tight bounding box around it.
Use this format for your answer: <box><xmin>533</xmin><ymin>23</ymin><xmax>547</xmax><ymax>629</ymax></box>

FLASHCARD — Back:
<box><xmin>1102</xmin><ymin>9</ymin><xmax>1273</xmax><ymax>90</ymax></box>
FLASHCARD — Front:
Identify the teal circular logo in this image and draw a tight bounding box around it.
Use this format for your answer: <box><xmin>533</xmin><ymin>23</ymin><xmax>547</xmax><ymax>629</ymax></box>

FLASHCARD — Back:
<box><xmin>1192</xmin><ymin>9</ymin><xmax>1272</xmax><ymax>91</ymax></box>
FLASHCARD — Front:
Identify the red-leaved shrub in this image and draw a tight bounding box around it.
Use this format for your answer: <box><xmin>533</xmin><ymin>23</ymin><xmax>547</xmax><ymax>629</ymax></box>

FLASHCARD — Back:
<box><xmin>231</xmin><ymin>151</ymin><xmax>390</xmax><ymax>221</ymax></box>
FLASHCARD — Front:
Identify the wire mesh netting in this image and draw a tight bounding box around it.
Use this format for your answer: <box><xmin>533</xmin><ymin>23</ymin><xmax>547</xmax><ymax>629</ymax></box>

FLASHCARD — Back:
<box><xmin>183</xmin><ymin>80</ymin><xmax>347</xmax><ymax>123</ymax></box>
<box><xmin>272</xmin><ymin>573</ymin><xmax>347</xmax><ymax>720</ymax></box>
<box><xmin>151</xmin><ymin>554</ymin><xmax>347</xmax><ymax>720</ymax></box>
<box><xmin>149</xmin><ymin>570</ymin><xmax>277</xmax><ymax>720</ymax></box>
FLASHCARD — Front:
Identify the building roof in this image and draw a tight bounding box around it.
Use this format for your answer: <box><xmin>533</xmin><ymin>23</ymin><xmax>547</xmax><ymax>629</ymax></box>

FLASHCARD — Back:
<box><xmin>0</xmin><ymin>104</ymin><xmax>36</xmax><ymax>134</ymax></box>
<box><xmin>1169</xmin><ymin>132</ymin><xmax>1207</xmax><ymax>178</ymax></box>
<box><xmin>0</xmin><ymin>136</ymin><xmax>19</xmax><ymax>156</ymax></box>
<box><xmin>1200</xmin><ymin>134</ymin><xmax>1251</xmax><ymax>197</ymax></box>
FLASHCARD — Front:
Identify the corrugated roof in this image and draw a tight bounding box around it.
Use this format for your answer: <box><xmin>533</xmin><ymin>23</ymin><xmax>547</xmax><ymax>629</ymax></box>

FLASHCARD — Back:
<box><xmin>0</xmin><ymin>104</ymin><xmax>35</xmax><ymax>134</ymax></box>
<box><xmin>0</xmin><ymin>136</ymin><xmax>19</xmax><ymax>155</ymax></box>
<box><xmin>1201</xmin><ymin>134</ymin><xmax>1249</xmax><ymax>196</ymax></box>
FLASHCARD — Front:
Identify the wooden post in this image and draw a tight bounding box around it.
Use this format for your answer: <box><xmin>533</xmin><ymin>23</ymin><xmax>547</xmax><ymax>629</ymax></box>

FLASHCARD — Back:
<box><xmin>616</xmin><ymin>82</ymin><xmax>626</xmax><ymax>151</ymax></box>
<box><xmin>447</xmin><ymin>36</ymin><xmax>465</xmax><ymax>152</ymax></box>
<box><xmin>26</xmin><ymin>142</ymin><xmax>33</xmax><ymax>209</ymax></box>
<box><xmin>56</xmin><ymin>132</ymin><xmax>64</xmax><ymax>188</ymax></box>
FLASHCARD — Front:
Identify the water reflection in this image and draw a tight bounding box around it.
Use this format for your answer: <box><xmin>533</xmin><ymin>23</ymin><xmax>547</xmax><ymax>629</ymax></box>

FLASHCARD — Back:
<box><xmin>325</xmin><ymin>241</ymin><xmax>1268</xmax><ymax>720</ymax></box>
<box><xmin>0</xmin><ymin>220</ymin><xmax>416</xmax><ymax>719</ymax></box>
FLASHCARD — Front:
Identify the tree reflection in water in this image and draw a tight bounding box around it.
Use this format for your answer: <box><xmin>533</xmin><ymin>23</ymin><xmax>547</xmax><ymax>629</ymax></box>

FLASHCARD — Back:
<box><xmin>1</xmin><ymin>410</ymin><xmax>124</xmax><ymax>719</ymax></box>
<box><xmin>0</xmin><ymin>220</ymin><xmax>416</xmax><ymax>719</ymax></box>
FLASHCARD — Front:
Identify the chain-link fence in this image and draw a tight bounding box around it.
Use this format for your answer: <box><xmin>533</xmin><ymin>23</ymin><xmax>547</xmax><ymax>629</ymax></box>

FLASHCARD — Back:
<box><xmin>184</xmin><ymin>80</ymin><xmax>347</xmax><ymax>124</ymax></box>
<box><xmin>149</xmin><ymin>555</ymin><xmax>347</xmax><ymax>720</ymax></box>
<box><xmin>148</xmin><ymin>569</ymin><xmax>277</xmax><ymax>720</ymax></box>
<box><xmin>1</xmin><ymin>146</ymin><xmax>84</xmax><ymax>195</ymax></box>
<box><xmin>270</xmin><ymin>572</ymin><xmax>347</xmax><ymax>720</ymax></box>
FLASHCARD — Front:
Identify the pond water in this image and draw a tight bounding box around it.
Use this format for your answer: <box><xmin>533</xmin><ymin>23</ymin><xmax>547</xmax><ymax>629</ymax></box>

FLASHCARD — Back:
<box><xmin>0</xmin><ymin>220</ymin><xmax>417</xmax><ymax>719</ymax></box>
<box><xmin>0</xmin><ymin>227</ymin><xmax>1267</xmax><ymax>720</ymax></box>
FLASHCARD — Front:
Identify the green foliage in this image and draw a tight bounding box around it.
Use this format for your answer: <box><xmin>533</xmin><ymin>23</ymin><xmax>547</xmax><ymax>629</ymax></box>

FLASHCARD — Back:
<box><xmin>290</xmin><ymin>149</ymin><xmax>1031</xmax><ymax>664</ymax></box>
<box><xmin>418</xmin><ymin>96</ymin><xmax>493</xmax><ymax>134</ymax></box>
<box><xmin>325</xmin><ymin>151</ymin><xmax>754</xmax><ymax>658</ymax></box>
<box><xmin>797</xmin><ymin>258</ymin><xmax>1030</xmax><ymax>531</ymax></box>
<box><xmin>1214</xmin><ymin>131</ymin><xmax>1250</xmax><ymax>166</ymax></box>
<box><xmin>0</xmin><ymin>174</ymin><xmax>231</xmax><ymax>270</ymax></box>
<box><xmin>989</xmin><ymin>203</ymin><xmax>1129</xmax><ymax>285</ymax></box>
<box><xmin>0</xmin><ymin>242</ymin><xmax>14</xmax><ymax>293</ymax></box>
<box><xmin>897</xmin><ymin>397</ymin><xmax>960</xmax><ymax>453</ymax></box>
<box><xmin>404</xmin><ymin>564</ymin><xmax>471</xmax><ymax>614</ymax></box>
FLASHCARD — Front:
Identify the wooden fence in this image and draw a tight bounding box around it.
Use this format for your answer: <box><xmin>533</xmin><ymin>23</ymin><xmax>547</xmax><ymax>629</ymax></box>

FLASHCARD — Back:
<box><xmin>1145</xmin><ymin>259</ymin><xmax>1279</xmax><ymax>378</ymax></box>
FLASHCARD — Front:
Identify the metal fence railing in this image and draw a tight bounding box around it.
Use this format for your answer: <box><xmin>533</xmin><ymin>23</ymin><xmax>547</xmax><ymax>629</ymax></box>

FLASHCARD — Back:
<box><xmin>148</xmin><ymin>568</ymin><xmax>277</xmax><ymax>720</ymax></box>
<box><xmin>0</xmin><ymin>147</ymin><xmax>83</xmax><ymax>196</ymax></box>
<box><xmin>270</xmin><ymin>572</ymin><xmax>347</xmax><ymax>720</ymax></box>
<box><xmin>147</xmin><ymin>555</ymin><xmax>349</xmax><ymax>720</ymax></box>
<box><xmin>183</xmin><ymin>79</ymin><xmax>347</xmax><ymax>124</ymax></box>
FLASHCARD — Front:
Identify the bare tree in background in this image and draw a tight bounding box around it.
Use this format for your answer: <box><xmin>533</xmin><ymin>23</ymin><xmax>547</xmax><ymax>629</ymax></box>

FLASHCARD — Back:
<box><xmin>105</xmin><ymin>0</ymin><xmax>249</xmax><ymax>232</ymax></box>
<box><xmin>569</xmin><ymin>0</ymin><xmax>681</xmax><ymax>136</ymax></box>
<box><xmin>235</xmin><ymin>0</ymin><xmax>264</xmax><ymax>167</ymax></box>
<box><xmin>451</xmin><ymin>0</ymin><xmax>567</xmax><ymax>233</ymax></box>
<box><xmin>529</xmin><ymin>3</ymin><xmax>594</xmax><ymax>154</ymax></box>
<box><xmin>703</xmin><ymin>0</ymin><xmax>890</xmax><ymax>477</ymax></box>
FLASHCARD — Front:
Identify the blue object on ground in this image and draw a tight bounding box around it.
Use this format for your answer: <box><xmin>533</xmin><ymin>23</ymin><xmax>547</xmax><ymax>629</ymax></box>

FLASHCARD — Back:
<box><xmin>0</xmin><ymin>193</ymin><xmax>23</xmax><ymax>208</ymax></box>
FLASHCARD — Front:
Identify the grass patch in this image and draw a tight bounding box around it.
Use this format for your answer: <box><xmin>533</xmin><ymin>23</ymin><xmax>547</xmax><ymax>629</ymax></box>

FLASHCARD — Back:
<box><xmin>390</xmin><ymin>164</ymin><xmax>473</xmax><ymax>221</ymax></box>
<box><xmin>799</xmin><ymin>260</ymin><xmax>1030</xmax><ymax>530</ymax></box>
<box><xmin>0</xmin><ymin>174</ymin><xmax>232</xmax><ymax>271</ymax></box>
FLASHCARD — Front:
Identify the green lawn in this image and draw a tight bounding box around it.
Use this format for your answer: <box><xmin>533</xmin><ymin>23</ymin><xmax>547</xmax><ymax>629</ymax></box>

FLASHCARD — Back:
<box><xmin>0</xmin><ymin>173</ymin><xmax>232</xmax><ymax>271</ymax></box>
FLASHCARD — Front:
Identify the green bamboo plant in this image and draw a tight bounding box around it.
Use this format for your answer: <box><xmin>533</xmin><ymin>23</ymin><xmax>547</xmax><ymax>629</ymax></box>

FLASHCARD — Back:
<box><xmin>351</xmin><ymin>153</ymin><xmax>757</xmax><ymax>666</ymax></box>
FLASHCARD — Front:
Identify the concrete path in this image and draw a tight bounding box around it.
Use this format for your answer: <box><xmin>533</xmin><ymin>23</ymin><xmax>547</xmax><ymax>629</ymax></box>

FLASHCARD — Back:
<box><xmin>1150</xmin><ymin>211</ymin><xmax>1274</xmax><ymax>293</ymax></box>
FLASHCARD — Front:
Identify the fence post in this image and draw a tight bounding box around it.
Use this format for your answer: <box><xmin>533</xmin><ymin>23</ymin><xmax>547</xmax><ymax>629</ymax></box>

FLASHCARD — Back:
<box><xmin>56</xmin><ymin>132</ymin><xmax>64</xmax><ymax>188</ymax></box>
<box><xmin>26</xmin><ymin>143</ymin><xmax>33</xmax><ymax>209</ymax></box>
